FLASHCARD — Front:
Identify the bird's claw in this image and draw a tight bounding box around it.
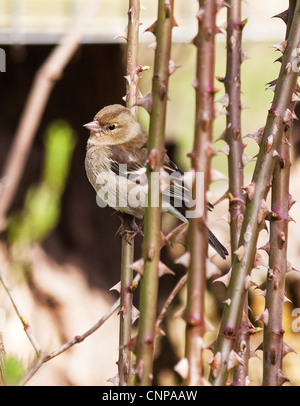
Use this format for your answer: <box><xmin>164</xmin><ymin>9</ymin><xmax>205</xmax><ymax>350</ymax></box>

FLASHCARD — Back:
<box><xmin>113</xmin><ymin>212</ymin><xmax>144</xmax><ymax>243</ymax></box>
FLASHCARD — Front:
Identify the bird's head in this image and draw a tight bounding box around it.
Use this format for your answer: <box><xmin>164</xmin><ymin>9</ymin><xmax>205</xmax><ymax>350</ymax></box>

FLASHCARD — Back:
<box><xmin>84</xmin><ymin>104</ymin><xmax>142</xmax><ymax>146</ymax></box>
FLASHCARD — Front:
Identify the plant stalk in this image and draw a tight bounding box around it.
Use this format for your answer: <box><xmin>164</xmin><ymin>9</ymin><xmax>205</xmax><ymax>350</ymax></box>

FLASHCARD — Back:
<box><xmin>118</xmin><ymin>0</ymin><xmax>140</xmax><ymax>386</ymax></box>
<box><xmin>224</xmin><ymin>0</ymin><xmax>248</xmax><ymax>385</ymax></box>
<box><xmin>134</xmin><ymin>0</ymin><xmax>175</xmax><ymax>386</ymax></box>
<box><xmin>185</xmin><ymin>0</ymin><xmax>217</xmax><ymax>386</ymax></box>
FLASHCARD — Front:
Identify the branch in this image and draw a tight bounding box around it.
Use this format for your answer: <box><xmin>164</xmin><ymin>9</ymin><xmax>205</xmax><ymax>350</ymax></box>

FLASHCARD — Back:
<box><xmin>134</xmin><ymin>0</ymin><xmax>175</xmax><ymax>386</ymax></box>
<box><xmin>224</xmin><ymin>0</ymin><xmax>249</xmax><ymax>385</ymax></box>
<box><xmin>184</xmin><ymin>0</ymin><xmax>217</xmax><ymax>386</ymax></box>
<box><xmin>118</xmin><ymin>0</ymin><xmax>141</xmax><ymax>386</ymax></box>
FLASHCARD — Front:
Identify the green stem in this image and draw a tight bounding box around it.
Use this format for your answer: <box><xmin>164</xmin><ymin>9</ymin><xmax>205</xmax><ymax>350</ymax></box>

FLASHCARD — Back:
<box><xmin>118</xmin><ymin>0</ymin><xmax>140</xmax><ymax>386</ymax></box>
<box><xmin>185</xmin><ymin>0</ymin><xmax>216</xmax><ymax>386</ymax></box>
<box><xmin>224</xmin><ymin>0</ymin><xmax>248</xmax><ymax>385</ymax></box>
<box><xmin>210</xmin><ymin>1</ymin><xmax>300</xmax><ymax>385</ymax></box>
<box><xmin>134</xmin><ymin>0</ymin><xmax>175</xmax><ymax>386</ymax></box>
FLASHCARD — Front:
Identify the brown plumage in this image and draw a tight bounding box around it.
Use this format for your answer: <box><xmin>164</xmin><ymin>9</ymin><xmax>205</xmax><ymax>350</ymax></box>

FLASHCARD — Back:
<box><xmin>84</xmin><ymin>104</ymin><xmax>228</xmax><ymax>259</ymax></box>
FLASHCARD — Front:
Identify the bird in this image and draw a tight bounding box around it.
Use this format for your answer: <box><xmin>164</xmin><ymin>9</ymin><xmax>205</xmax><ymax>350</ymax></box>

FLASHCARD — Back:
<box><xmin>84</xmin><ymin>104</ymin><xmax>228</xmax><ymax>259</ymax></box>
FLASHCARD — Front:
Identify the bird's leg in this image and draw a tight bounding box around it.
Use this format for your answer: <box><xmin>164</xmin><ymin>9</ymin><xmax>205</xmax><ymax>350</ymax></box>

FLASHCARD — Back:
<box><xmin>113</xmin><ymin>212</ymin><xmax>144</xmax><ymax>243</ymax></box>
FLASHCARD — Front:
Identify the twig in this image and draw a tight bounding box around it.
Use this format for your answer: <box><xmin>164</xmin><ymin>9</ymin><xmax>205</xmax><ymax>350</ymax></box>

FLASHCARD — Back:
<box><xmin>184</xmin><ymin>0</ymin><xmax>217</xmax><ymax>386</ymax></box>
<box><xmin>118</xmin><ymin>0</ymin><xmax>141</xmax><ymax>386</ymax></box>
<box><xmin>224</xmin><ymin>0</ymin><xmax>248</xmax><ymax>385</ymax></box>
<box><xmin>134</xmin><ymin>0</ymin><xmax>175</xmax><ymax>386</ymax></box>
<box><xmin>0</xmin><ymin>268</ymin><xmax>41</xmax><ymax>356</ymax></box>
<box><xmin>156</xmin><ymin>275</ymin><xmax>187</xmax><ymax>329</ymax></box>
<box><xmin>0</xmin><ymin>0</ymin><xmax>103</xmax><ymax>231</ymax></box>
<box><xmin>210</xmin><ymin>2</ymin><xmax>300</xmax><ymax>385</ymax></box>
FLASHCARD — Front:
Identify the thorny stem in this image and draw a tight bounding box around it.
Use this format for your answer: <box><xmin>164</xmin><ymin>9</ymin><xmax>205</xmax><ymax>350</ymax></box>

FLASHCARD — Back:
<box><xmin>134</xmin><ymin>0</ymin><xmax>175</xmax><ymax>386</ymax></box>
<box><xmin>211</xmin><ymin>2</ymin><xmax>300</xmax><ymax>385</ymax></box>
<box><xmin>185</xmin><ymin>0</ymin><xmax>216</xmax><ymax>386</ymax></box>
<box><xmin>118</xmin><ymin>0</ymin><xmax>140</xmax><ymax>386</ymax></box>
<box><xmin>224</xmin><ymin>0</ymin><xmax>249</xmax><ymax>385</ymax></box>
<box><xmin>262</xmin><ymin>0</ymin><xmax>296</xmax><ymax>386</ymax></box>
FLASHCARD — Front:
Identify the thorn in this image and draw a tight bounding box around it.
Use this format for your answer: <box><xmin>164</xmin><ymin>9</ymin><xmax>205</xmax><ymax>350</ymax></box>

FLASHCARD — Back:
<box><xmin>158</xmin><ymin>261</ymin><xmax>175</xmax><ymax>277</ymax></box>
<box><xmin>214</xmin><ymin>103</ymin><xmax>228</xmax><ymax>118</ymax></box>
<box><xmin>283</xmin><ymin>341</ymin><xmax>296</xmax><ymax>357</ymax></box>
<box><xmin>265</xmin><ymin>78</ymin><xmax>277</xmax><ymax>92</ymax></box>
<box><xmin>278</xmin><ymin>231</ymin><xmax>286</xmax><ymax>248</ymax></box>
<box><xmin>274</xmin><ymin>55</ymin><xmax>283</xmax><ymax>64</ymax></box>
<box><xmin>243</xmin><ymin>181</ymin><xmax>256</xmax><ymax>201</ymax></box>
<box><xmin>174</xmin><ymin>357</ymin><xmax>188</xmax><ymax>379</ymax></box>
<box><xmin>244</xmin><ymin>127</ymin><xmax>264</xmax><ymax>146</ymax></box>
<box><xmin>254</xmin><ymin>308</ymin><xmax>269</xmax><ymax>326</ymax></box>
<box><xmin>128</xmin><ymin>258</ymin><xmax>144</xmax><ymax>275</ymax></box>
<box><xmin>283</xmin><ymin>108</ymin><xmax>298</xmax><ymax>123</ymax></box>
<box><xmin>272</xmin><ymin>9</ymin><xmax>288</xmax><ymax>24</ymax></box>
<box><xmin>114</xmin><ymin>26</ymin><xmax>128</xmax><ymax>41</ymax></box>
<box><xmin>213</xmin><ymin>268</ymin><xmax>232</xmax><ymax>288</ymax></box>
<box><xmin>285</xmin><ymin>61</ymin><xmax>292</xmax><ymax>75</ymax></box>
<box><xmin>131</xmin><ymin>305</ymin><xmax>140</xmax><ymax>324</ymax></box>
<box><xmin>245</xmin><ymin>275</ymin><xmax>258</xmax><ymax>290</ymax></box>
<box><xmin>208</xmin><ymin>352</ymin><xmax>222</xmax><ymax>378</ymax></box>
<box><xmin>206</xmin><ymin>259</ymin><xmax>222</xmax><ymax>279</ymax></box>
<box><xmin>234</xmin><ymin>245</ymin><xmax>245</xmax><ymax>261</ymax></box>
<box><xmin>259</xmin><ymin>241</ymin><xmax>270</xmax><ymax>255</ymax></box>
<box><xmin>175</xmin><ymin>251</ymin><xmax>191</xmax><ymax>268</ymax></box>
<box><xmin>291</xmin><ymin>92</ymin><xmax>300</xmax><ymax>102</ymax></box>
<box><xmin>227</xmin><ymin>350</ymin><xmax>245</xmax><ymax>370</ymax></box>
<box><xmin>288</xmin><ymin>193</ymin><xmax>296</xmax><ymax>210</ymax></box>
<box><xmin>270</xmin><ymin>40</ymin><xmax>287</xmax><ymax>53</ymax></box>
<box><xmin>257</xmin><ymin>199</ymin><xmax>270</xmax><ymax>224</ymax></box>
<box><xmin>109</xmin><ymin>281</ymin><xmax>121</xmax><ymax>294</ymax></box>
<box><xmin>107</xmin><ymin>373</ymin><xmax>119</xmax><ymax>386</ymax></box>
<box><xmin>254</xmin><ymin>251</ymin><xmax>269</xmax><ymax>268</ymax></box>
<box><xmin>211</xmin><ymin>191</ymin><xmax>229</xmax><ymax>206</ymax></box>
<box><xmin>277</xmin><ymin>369</ymin><xmax>291</xmax><ymax>386</ymax></box>
<box><xmin>168</xmin><ymin>59</ymin><xmax>181</xmax><ymax>75</ymax></box>
<box><xmin>145</xmin><ymin>20</ymin><xmax>157</xmax><ymax>35</ymax></box>
<box><xmin>265</xmin><ymin>134</ymin><xmax>274</xmax><ymax>153</ymax></box>
<box><xmin>210</xmin><ymin>168</ymin><xmax>228</xmax><ymax>183</ymax></box>
<box><xmin>242</xmin><ymin>153</ymin><xmax>254</xmax><ymax>166</ymax></box>
<box><xmin>223</xmin><ymin>298</ymin><xmax>231</xmax><ymax>306</ymax></box>
<box><xmin>216</xmin><ymin>75</ymin><xmax>226</xmax><ymax>83</ymax></box>
<box><xmin>215</xmin><ymin>93</ymin><xmax>229</xmax><ymax>107</ymax></box>
<box><xmin>135</xmin><ymin>92</ymin><xmax>153</xmax><ymax>114</ymax></box>
<box><xmin>287</xmin><ymin>261</ymin><xmax>299</xmax><ymax>273</ymax></box>
<box><xmin>241</xmin><ymin>49</ymin><xmax>250</xmax><ymax>63</ymax></box>
<box><xmin>243</xmin><ymin>223</ymin><xmax>253</xmax><ymax>242</ymax></box>
<box><xmin>218</xmin><ymin>144</ymin><xmax>230</xmax><ymax>156</ymax></box>
<box><xmin>216</xmin><ymin>129</ymin><xmax>227</xmax><ymax>141</ymax></box>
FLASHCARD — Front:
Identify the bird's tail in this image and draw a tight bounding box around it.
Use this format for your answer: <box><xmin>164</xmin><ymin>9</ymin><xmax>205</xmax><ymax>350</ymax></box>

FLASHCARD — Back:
<box><xmin>208</xmin><ymin>229</ymin><xmax>229</xmax><ymax>259</ymax></box>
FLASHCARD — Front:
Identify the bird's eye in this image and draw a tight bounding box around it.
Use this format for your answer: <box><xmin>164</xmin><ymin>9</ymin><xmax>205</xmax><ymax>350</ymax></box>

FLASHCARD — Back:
<box><xmin>108</xmin><ymin>124</ymin><xmax>116</xmax><ymax>131</ymax></box>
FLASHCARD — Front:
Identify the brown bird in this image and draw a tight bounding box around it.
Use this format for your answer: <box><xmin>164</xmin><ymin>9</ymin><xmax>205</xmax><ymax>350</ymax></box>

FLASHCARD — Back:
<box><xmin>84</xmin><ymin>104</ymin><xmax>228</xmax><ymax>259</ymax></box>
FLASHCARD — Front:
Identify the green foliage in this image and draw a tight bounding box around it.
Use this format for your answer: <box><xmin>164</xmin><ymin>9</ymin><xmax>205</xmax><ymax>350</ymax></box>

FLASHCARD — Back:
<box><xmin>2</xmin><ymin>356</ymin><xmax>25</xmax><ymax>386</ymax></box>
<box><xmin>8</xmin><ymin>120</ymin><xmax>76</xmax><ymax>246</ymax></box>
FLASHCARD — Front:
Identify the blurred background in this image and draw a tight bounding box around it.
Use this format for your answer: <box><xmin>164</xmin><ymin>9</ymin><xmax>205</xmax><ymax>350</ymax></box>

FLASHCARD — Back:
<box><xmin>0</xmin><ymin>0</ymin><xmax>300</xmax><ymax>386</ymax></box>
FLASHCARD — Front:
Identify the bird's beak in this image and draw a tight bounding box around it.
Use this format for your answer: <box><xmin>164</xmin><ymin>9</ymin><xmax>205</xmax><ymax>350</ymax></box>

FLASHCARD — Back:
<box><xmin>83</xmin><ymin>120</ymin><xmax>100</xmax><ymax>132</ymax></box>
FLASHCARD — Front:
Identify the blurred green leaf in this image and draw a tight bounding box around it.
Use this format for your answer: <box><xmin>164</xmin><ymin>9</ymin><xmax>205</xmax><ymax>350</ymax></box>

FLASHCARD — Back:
<box><xmin>8</xmin><ymin>120</ymin><xmax>76</xmax><ymax>246</ymax></box>
<box><xmin>2</xmin><ymin>356</ymin><xmax>25</xmax><ymax>386</ymax></box>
